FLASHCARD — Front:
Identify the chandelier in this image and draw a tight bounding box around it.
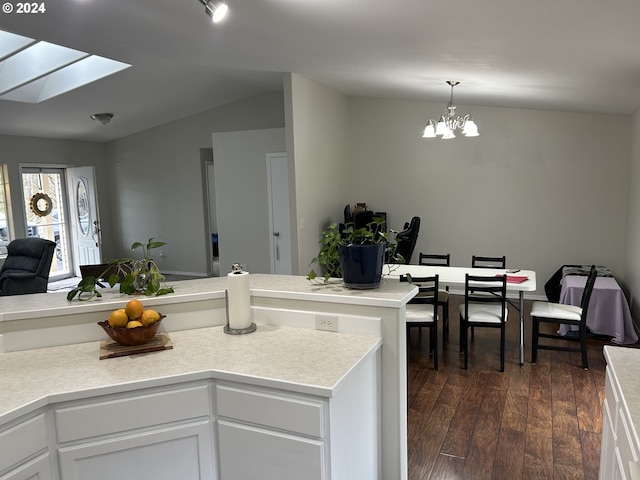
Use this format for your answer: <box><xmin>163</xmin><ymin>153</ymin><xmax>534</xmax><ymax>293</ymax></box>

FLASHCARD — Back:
<box><xmin>422</xmin><ymin>81</ymin><xmax>479</xmax><ymax>139</ymax></box>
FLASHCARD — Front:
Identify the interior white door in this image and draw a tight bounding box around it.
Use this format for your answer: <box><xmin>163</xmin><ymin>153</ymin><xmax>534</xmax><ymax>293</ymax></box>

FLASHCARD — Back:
<box><xmin>267</xmin><ymin>153</ymin><xmax>292</xmax><ymax>274</ymax></box>
<box><xmin>66</xmin><ymin>166</ymin><xmax>101</xmax><ymax>276</ymax></box>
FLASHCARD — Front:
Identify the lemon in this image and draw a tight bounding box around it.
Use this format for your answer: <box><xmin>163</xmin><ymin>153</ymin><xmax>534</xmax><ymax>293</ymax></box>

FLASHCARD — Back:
<box><xmin>140</xmin><ymin>309</ymin><xmax>161</xmax><ymax>326</ymax></box>
<box><xmin>125</xmin><ymin>299</ymin><xmax>144</xmax><ymax>320</ymax></box>
<box><xmin>126</xmin><ymin>320</ymin><xmax>144</xmax><ymax>329</ymax></box>
<box><xmin>108</xmin><ymin>309</ymin><xmax>128</xmax><ymax>328</ymax></box>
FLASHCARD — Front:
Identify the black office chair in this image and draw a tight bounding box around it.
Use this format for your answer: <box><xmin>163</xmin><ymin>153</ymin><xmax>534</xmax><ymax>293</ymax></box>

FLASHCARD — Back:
<box><xmin>459</xmin><ymin>274</ymin><xmax>508</xmax><ymax>371</ymax></box>
<box><xmin>471</xmin><ymin>255</ymin><xmax>506</xmax><ymax>269</ymax></box>
<box><xmin>418</xmin><ymin>253</ymin><xmax>451</xmax><ymax>341</ymax></box>
<box><xmin>530</xmin><ymin>265</ymin><xmax>597</xmax><ymax>370</ymax></box>
<box><xmin>400</xmin><ymin>274</ymin><xmax>440</xmax><ymax>370</ymax></box>
<box><xmin>394</xmin><ymin>217</ymin><xmax>420</xmax><ymax>264</ymax></box>
<box><xmin>0</xmin><ymin>238</ymin><xmax>56</xmax><ymax>295</ymax></box>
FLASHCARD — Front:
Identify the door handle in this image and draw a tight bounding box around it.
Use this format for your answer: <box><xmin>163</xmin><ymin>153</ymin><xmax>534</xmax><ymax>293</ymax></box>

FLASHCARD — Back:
<box><xmin>93</xmin><ymin>220</ymin><xmax>102</xmax><ymax>247</ymax></box>
<box><xmin>273</xmin><ymin>232</ymin><xmax>280</xmax><ymax>237</ymax></box>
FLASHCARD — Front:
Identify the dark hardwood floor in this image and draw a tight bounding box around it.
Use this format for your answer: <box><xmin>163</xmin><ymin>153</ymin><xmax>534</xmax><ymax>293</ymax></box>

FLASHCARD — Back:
<box><xmin>407</xmin><ymin>295</ymin><xmax>637</xmax><ymax>480</ymax></box>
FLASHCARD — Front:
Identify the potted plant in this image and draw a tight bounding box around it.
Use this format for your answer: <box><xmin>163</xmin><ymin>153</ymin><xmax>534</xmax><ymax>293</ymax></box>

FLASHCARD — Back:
<box><xmin>67</xmin><ymin>237</ymin><xmax>174</xmax><ymax>301</ymax></box>
<box><xmin>308</xmin><ymin>217</ymin><xmax>403</xmax><ymax>288</ymax></box>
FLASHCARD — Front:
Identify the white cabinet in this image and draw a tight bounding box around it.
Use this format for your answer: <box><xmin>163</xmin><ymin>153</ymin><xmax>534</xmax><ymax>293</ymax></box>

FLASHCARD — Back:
<box><xmin>0</xmin><ymin>454</ymin><xmax>52</xmax><ymax>480</ymax></box>
<box><xmin>58</xmin><ymin>421</ymin><xmax>212</xmax><ymax>480</ymax></box>
<box><xmin>215</xmin><ymin>347</ymin><xmax>379</xmax><ymax>480</ymax></box>
<box><xmin>216</xmin><ymin>384</ymin><xmax>326</xmax><ymax>479</ymax></box>
<box><xmin>0</xmin><ymin>413</ymin><xmax>51</xmax><ymax>480</ymax></box>
<box><xmin>55</xmin><ymin>384</ymin><xmax>215</xmax><ymax>480</ymax></box>
<box><xmin>600</xmin><ymin>365</ymin><xmax>639</xmax><ymax>480</ymax></box>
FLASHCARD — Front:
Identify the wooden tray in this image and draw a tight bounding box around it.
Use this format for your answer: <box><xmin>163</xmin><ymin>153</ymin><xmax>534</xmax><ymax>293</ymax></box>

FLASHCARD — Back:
<box><xmin>99</xmin><ymin>332</ymin><xmax>173</xmax><ymax>360</ymax></box>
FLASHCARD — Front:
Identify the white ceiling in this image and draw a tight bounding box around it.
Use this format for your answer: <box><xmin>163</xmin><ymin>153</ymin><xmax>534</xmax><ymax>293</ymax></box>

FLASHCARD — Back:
<box><xmin>1</xmin><ymin>0</ymin><xmax>639</xmax><ymax>142</ymax></box>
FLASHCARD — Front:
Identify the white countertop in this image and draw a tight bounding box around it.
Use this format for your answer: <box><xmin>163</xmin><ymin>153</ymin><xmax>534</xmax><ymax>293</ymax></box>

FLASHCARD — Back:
<box><xmin>604</xmin><ymin>346</ymin><xmax>640</xmax><ymax>445</ymax></box>
<box><xmin>0</xmin><ymin>273</ymin><xmax>417</xmax><ymax>322</ymax></box>
<box><xmin>0</xmin><ymin>323</ymin><xmax>381</xmax><ymax>424</ymax></box>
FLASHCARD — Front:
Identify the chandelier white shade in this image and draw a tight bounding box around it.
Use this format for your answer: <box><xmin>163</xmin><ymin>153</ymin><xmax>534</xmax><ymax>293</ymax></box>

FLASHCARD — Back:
<box><xmin>422</xmin><ymin>81</ymin><xmax>479</xmax><ymax>139</ymax></box>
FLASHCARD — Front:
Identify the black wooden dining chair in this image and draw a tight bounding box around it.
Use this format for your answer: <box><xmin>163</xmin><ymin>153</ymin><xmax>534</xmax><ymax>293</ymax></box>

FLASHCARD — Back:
<box><xmin>471</xmin><ymin>255</ymin><xmax>506</xmax><ymax>269</ymax></box>
<box><xmin>400</xmin><ymin>274</ymin><xmax>440</xmax><ymax>370</ymax></box>
<box><xmin>530</xmin><ymin>265</ymin><xmax>597</xmax><ymax>370</ymax></box>
<box><xmin>469</xmin><ymin>255</ymin><xmax>506</xmax><ymax>337</ymax></box>
<box><xmin>418</xmin><ymin>253</ymin><xmax>450</xmax><ymax>341</ymax></box>
<box><xmin>459</xmin><ymin>274</ymin><xmax>508</xmax><ymax>371</ymax></box>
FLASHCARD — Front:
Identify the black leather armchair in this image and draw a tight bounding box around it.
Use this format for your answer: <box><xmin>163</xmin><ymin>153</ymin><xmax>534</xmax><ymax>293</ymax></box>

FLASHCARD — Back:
<box><xmin>0</xmin><ymin>238</ymin><xmax>56</xmax><ymax>296</ymax></box>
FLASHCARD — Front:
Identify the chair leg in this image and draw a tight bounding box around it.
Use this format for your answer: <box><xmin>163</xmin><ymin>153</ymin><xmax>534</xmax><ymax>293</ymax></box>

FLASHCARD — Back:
<box><xmin>500</xmin><ymin>324</ymin><xmax>505</xmax><ymax>372</ymax></box>
<box><xmin>531</xmin><ymin>316</ymin><xmax>539</xmax><ymax>364</ymax></box>
<box><xmin>579</xmin><ymin>325</ymin><xmax>589</xmax><ymax>370</ymax></box>
<box><xmin>459</xmin><ymin>314</ymin><xmax>464</xmax><ymax>354</ymax></box>
<box><xmin>443</xmin><ymin>301</ymin><xmax>449</xmax><ymax>342</ymax></box>
<box><xmin>432</xmin><ymin>322</ymin><xmax>438</xmax><ymax>371</ymax></box>
<box><xmin>429</xmin><ymin>324</ymin><xmax>435</xmax><ymax>355</ymax></box>
<box><xmin>460</xmin><ymin>316</ymin><xmax>469</xmax><ymax>369</ymax></box>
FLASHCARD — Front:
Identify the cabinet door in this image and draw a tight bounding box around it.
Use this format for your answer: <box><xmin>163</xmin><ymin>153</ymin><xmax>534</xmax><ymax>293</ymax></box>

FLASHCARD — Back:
<box><xmin>59</xmin><ymin>421</ymin><xmax>214</xmax><ymax>480</ymax></box>
<box><xmin>0</xmin><ymin>453</ymin><xmax>51</xmax><ymax>480</ymax></box>
<box><xmin>218</xmin><ymin>421</ymin><xmax>324</xmax><ymax>480</ymax></box>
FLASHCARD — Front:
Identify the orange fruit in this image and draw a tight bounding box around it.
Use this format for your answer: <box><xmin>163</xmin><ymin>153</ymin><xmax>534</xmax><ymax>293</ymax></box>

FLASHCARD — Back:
<box><xmin>108</xmin><ymin>309</ymin><xmax>128</xmax><ymax>328</ymax></box>
<box><xmin>126</xmin><ymin>320</ymin><xmax>144</xmax><ymax>329</ymax></box>
<box><xmin>140</xmin><ymin>309</ymin><xmax>161</xmax><ymax>326</ymax></box>
<box><xmin>125</xmin><ymin>299</ymin><xmax>144</xmax><ymax>320</ymax></box>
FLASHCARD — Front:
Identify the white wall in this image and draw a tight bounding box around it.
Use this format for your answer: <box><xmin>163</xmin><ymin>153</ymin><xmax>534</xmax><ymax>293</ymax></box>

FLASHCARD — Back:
<box><xmin>106</xmin><ymin>92</ymin><xmax>284</xmax><ymax>275</ymax></box>
<box><xmin>212</xmin><ymin>128</ymin><xmax>285</xmax><ymax>274</ymax></box>
<box><xmin>624</xmin><ymin>111</ymin><xmax>640</xmax><ymax>316</ymax></box>
<box><xmin>285</xmin><ymin>74</ymin><xmax>351</xmax><ymax>275</ymax></box>
<box><xmin>346</xmin><ymin>97</ymin><xmax>631</xmax><ymax>296</ymax></box>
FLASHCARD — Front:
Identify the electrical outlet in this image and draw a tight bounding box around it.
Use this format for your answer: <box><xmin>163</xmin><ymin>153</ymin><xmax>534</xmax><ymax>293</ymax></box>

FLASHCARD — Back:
<box><xmin>159</xmin><ymin>250</ymin><xmax>166</xmax><ymax>258</ymax></box>
<box><xmin>316</xmin><ymin>314</ymin><xmax>338</xmax><ymax>332</ymax></box>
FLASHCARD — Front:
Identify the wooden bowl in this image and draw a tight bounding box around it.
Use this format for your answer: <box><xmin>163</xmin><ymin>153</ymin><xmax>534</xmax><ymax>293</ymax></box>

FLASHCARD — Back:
<box><xmin>98</xmin><ymin>315</ymin><xmax>165</xmax><ymax>346</ymax></box>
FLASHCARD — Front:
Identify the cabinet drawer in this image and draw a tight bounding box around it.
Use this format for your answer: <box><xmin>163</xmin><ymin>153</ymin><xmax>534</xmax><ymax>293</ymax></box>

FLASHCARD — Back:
<box><xmin>216</xmin><ymin>385</ymin><xmax>324</xmax><ymax>438</ymax></box>
<box><xmin>57</xmin><ymin>385</ymin><xmax>211</xmax><ymax>442</ymax></box>
<box><xmin>0</xmin><ymin>414</ymin><xmax>47</xmax><ymax>472</ymax></box>
<box><xmin>605</xmin><ymin>368</ymin><xmax>619</xmax><ymax>432</ymax></box>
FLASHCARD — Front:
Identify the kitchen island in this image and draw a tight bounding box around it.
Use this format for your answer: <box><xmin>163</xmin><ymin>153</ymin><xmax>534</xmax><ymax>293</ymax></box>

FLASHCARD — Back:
<box><xmin>0</xmin><ymin>274</ymin><xmax>417</xmax><ymax>480</ymax></box>
<box><xmin>600</xmin><ymin>346</ymin><xmax>640</xmax><ymax>479</ymax></box>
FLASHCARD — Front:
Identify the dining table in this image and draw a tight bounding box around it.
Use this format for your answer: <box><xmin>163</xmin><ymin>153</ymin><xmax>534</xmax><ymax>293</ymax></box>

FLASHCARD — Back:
<box><xmin>385</xmin><ymin>264</ymin><xmax>537</xmax><ymax>366</ymax></box>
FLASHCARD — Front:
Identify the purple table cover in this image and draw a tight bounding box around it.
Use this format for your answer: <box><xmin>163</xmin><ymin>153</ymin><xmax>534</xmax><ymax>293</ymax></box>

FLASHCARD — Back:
<box><xmin>559</xmin><ymin>275</ymin><xmax>638</xmax><ymax>345</ymax></box>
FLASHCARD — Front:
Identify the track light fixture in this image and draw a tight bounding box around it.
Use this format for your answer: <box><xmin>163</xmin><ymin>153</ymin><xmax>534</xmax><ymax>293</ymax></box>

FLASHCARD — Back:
<box><xmin>422</xmin><ymin>81</ymin><xmax>479</xmax><ymax>139</ymax></box>
<box><xmin>197</xmin><ymin>0</ymin><xmax>229</xmax><ymax>23</ymax></box>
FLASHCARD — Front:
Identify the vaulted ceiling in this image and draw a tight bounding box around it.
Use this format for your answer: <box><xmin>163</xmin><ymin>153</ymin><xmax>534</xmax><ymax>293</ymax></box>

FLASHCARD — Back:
<box><xmin>1</xmin><ymin>0</ymin><xmax>639</xmax><ymax>142</ymax></box>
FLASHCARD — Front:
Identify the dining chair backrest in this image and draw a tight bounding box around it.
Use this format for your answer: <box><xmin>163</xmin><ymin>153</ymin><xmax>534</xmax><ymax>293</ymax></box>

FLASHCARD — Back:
<box><xmin>400</xmin><ymin>274</ymin><xmax>439</xmax><ymax>306</ymax></box>
<box><xmin>463</xmin><ymin>274</ymin><xmax>508</xmax><ymax>322</ymax></box>
<box><xmin>472</xmin><ymin>255</ymin><xmax>506</xmax><ymax>269</ymax></box>
<box><xmin>579</xmin><ymin>265</ymin><xmax>598</xmax><ymax>321</ymax></box>
<box><xmin>418</xmin><ymin>253</ymin><xmax>450</xmax><ymax>267</ymax></box>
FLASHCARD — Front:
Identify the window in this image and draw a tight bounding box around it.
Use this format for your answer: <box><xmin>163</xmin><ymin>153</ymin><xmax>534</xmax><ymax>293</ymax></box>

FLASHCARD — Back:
<box><xmin>0</xmin><ymin>165</ymin><xmax>10</xmax><ymax>258</ymax></box>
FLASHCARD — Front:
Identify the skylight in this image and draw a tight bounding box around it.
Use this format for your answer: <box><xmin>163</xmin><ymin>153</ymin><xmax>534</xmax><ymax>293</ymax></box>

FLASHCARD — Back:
<box><xmin>0</xmin><ymin>29</ymin><xmax>131</xmax><ymax>103</ymax></box>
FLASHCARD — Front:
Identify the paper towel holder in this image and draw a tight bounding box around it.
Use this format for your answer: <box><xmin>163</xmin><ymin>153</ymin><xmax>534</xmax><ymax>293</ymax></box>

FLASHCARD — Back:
<box><xmin>223</xmin><ymin>289</ymin><xmax>257</xmax><ymax>334</ymax></box>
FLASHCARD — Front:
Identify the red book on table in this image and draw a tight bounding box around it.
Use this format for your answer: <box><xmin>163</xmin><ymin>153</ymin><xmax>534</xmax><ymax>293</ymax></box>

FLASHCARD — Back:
<box><xmin>496</xmin><ymin>274</ymin><xmax>529</xmax><ymax>284</ymax></box>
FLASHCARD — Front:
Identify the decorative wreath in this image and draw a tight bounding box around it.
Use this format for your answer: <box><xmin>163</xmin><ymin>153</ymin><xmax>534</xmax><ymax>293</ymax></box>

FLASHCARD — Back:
<box><xmin>30</xmin><ymin>192</ymin><xmax>53</xmax><ymax>217</ymax></box>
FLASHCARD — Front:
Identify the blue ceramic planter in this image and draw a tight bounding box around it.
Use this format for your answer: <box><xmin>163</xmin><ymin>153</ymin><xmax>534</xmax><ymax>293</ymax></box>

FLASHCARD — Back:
<box><xmin>338</xmin><ymin>243</ymin><xmax>385</xmax><ymax>289</ymax></box>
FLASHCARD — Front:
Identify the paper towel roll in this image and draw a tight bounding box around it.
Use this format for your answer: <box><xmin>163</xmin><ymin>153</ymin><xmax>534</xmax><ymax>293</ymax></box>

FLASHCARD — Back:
<box><xmin>227</xmin><ymin>270</ymin><xmax>251</xmax><ymax>330</ymax></box>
